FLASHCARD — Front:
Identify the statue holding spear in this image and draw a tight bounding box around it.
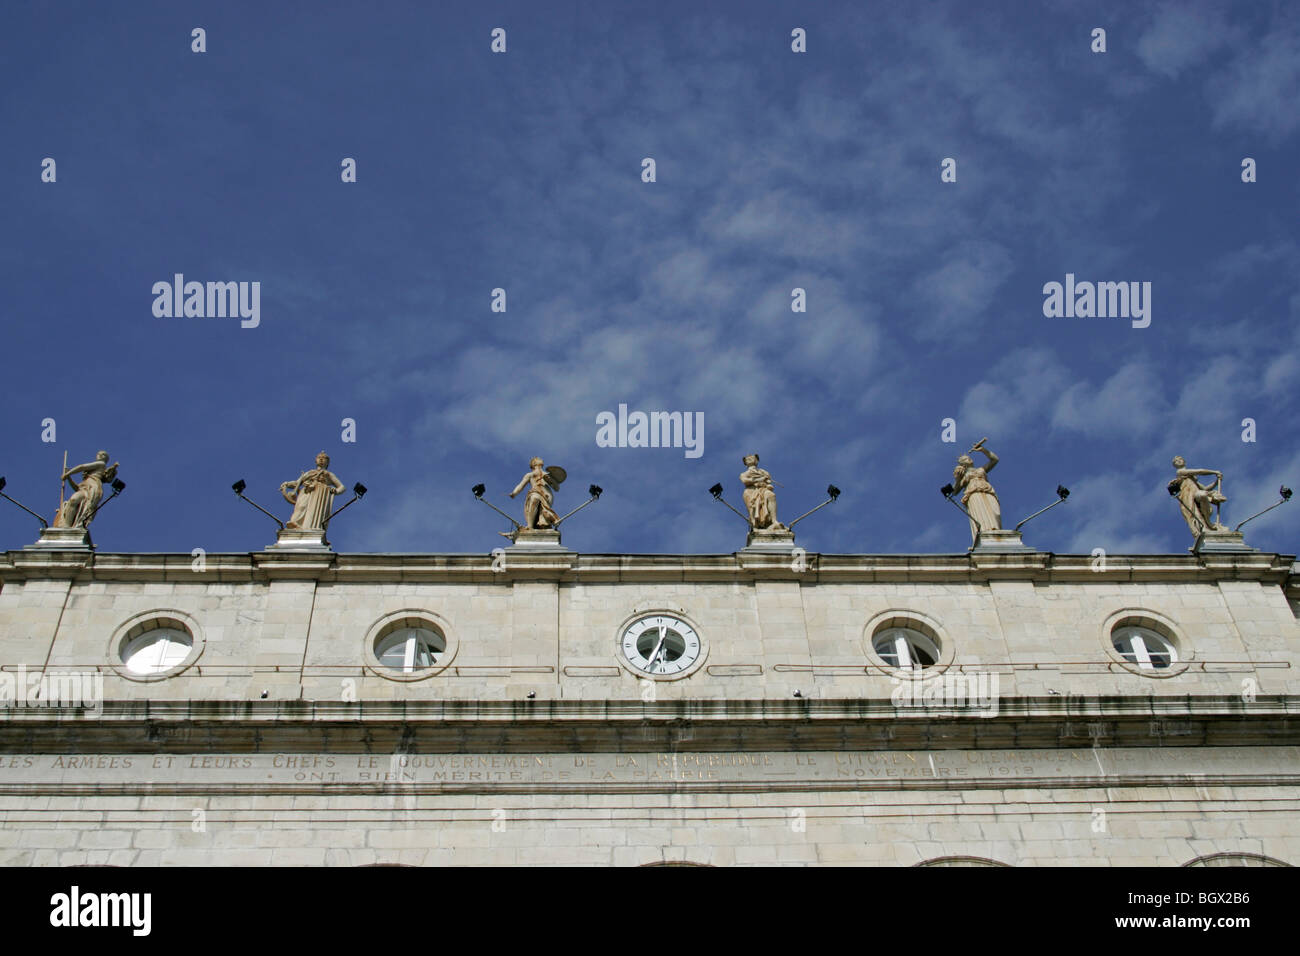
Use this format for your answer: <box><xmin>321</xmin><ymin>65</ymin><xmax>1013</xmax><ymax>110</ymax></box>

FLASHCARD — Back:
<box><xmin>53</xmin><ymin>450</ymin><xmax>120</xmax><ymax>529</ymax></box>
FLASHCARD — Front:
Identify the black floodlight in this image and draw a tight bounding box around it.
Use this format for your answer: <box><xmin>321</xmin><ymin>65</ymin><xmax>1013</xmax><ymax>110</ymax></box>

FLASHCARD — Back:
<box><xmin>0</xmin><ymin>476</ymin><xmax>49</xmax><ymax>531</ymax></box>
<box><xmin>708</xmin><ymin>482</ymin><xmax>750</xmax><ymax>527</ymax></box>
<box><xmin>553</xmin><ymin>481</ymin><xmax>604</xmax><ymax>528</ymax></box>
<box><xmin>232</xmin><ymin>478</ymin><xmax>284</xmax><ymax>530</ymax></box>
<box><xmin>85</xmin><ymin>476</ymin><xmax>128</xmax><ymax>525</ymax></box>
<box><xmin>1014</xmin><ymin>485</ymin><xmax>1071</xmax><ymax>533</ymax></box>
<box><xmin>1282</xmin><ymin>486</ymin><xmax>1293</xmax><ymax>501</ymax></box>
<box><xmin>941</xmin><ymin>482</ymin><xmax>976</xmax><ymax>530</ymax></box>
<box><xmin>1234</xmin><ymin>484</ymin><xmax>1295</xmax><ymax>533</ymax></box>
<box><xmin>325</xmin><ymin>481</ymin><xmax>369</xmax><ymax>526</ymax></box>
<box><xmin>472</xmin><ymin>482</ymin><xmax>523</xmax><ymax>534</ymax></box>
<box><xmin>788</xmin><ymin>482</ymin><xmax>842</xmax><ymax>529</ymax></box>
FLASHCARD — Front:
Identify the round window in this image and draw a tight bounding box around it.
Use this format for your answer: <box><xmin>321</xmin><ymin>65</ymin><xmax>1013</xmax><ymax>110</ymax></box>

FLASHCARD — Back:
<box><xmin>873</xmin><ymin>626</ymin><xmax>940</xmax><ymax>671</ymax></box>
<box><xmin>121</xmin><ymin>628</ymin><xmax>193</xmax><ymax>676</ymax></box>
<box><xmin>374</xmin><ymin>626</ymin><xmax>446</xmax><ymax>674</ymax></box>
<box><xmin>1111</xmin><ymin>626</ymin><xmax>1177</xmax><ymax>670</ymax></box>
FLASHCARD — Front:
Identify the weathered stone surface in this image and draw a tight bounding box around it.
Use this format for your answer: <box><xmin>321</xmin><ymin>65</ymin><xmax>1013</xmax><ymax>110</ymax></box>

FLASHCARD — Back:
<box><xmin>0</xmin><ymin>547</ymin><xmax>1296</xmax><ymax>865</ymax></box>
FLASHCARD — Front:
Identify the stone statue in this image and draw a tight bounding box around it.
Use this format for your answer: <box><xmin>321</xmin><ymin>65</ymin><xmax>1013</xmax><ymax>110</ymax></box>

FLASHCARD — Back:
<box><xmin>53</xmin><ymin>451</ymin><xmax>119</xmax><ymax>529</ymax></box>
<box><xmin>280</xmin><ymin>452</ymin><xmax>345</xmax><ymax>532</ymax></box>
<box><xmin>509</xmin><ymin>457</ymin><xmax>564</xmax><ymax>531</ymax></box>
<box><xmin>953</xmin><ymin>439</ymin><xmax>1000</xmax><ymax>543</ymax></box>
<box><xmin>740</xmin><ymin>454</ymin><xmax>785</xmax><ymax>531</ymax></box>
<box><xmin>1169</xmin><ymin>456</ymin><xmax>1227</xmax><ymax>538</ymax></box>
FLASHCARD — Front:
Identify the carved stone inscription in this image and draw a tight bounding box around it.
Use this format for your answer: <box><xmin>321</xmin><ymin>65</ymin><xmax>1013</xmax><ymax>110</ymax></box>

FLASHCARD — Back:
<box><xmin>0</xmin><ymin>747</ymin><xmax>1294</xmax><ymax>789</ymax></box>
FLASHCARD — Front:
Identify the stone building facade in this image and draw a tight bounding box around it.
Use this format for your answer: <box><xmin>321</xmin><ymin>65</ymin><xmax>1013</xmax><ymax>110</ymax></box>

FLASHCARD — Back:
<box><xmin>0</xmin><ymin>540</ymin><xmax>1297</xmax><ymax>866</ymax></box>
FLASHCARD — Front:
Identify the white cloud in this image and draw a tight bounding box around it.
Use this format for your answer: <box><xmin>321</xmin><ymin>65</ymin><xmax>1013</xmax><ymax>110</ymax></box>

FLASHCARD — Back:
<box><xmin>1052</xmin><ymin>362</ymin><xmax>1169</xmax><ymax>438</ymax></box>
<box><xmin>1136</xmin><ymin>2</ymin><xmax>1237</xmax><ymax>77</ymax></box>
<box><xmin>910</xmin><ymin>240</ymin><xmax>1015</xmax><ymax>340</ymax></box>
<box><xmin>957</xmin><ymin>347</ymin><xmax>1071</xmax><ymax>437</ymax></box>
<box><xmin>1263</xmin><ymin>352</ymin><xmax>1300</xmax><ymax>395</ymax></box>
<box><xmin>1207</xmin><ymin>22</ymin><xmax>1300</xmax><ymax>139</ymax></box>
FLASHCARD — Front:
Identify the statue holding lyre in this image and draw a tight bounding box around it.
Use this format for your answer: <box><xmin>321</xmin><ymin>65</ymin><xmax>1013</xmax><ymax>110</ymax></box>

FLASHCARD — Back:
<box><xmin>281</xmin><ymin>452</ymin><xmax>346</xmax><ymax>532</ymax></box>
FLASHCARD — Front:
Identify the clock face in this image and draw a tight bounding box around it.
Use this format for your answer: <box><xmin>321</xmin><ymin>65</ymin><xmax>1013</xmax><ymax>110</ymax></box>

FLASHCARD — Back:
<box><xmin>620</xmin><ymin>614</ymin><xmax>702</xmax><ymax>679</ymax></box>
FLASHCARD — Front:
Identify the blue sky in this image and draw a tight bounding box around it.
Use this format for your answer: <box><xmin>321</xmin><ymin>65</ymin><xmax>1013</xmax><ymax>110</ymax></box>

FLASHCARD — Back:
<box><xmin>2</xmin><ymin>0</ymin><xmax>1297</xmax><ymax>555</ymax></box>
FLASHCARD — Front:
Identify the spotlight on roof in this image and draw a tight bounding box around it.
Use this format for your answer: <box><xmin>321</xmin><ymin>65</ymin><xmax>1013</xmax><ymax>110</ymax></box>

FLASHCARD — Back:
<box><xmin>788</xmin><ymin>483</ymin><xmax>843</xmax><ymax>530</ymax></box>
<box><xmin>325</xmin><ymin>481</ymin><xmax>369</xmax><ymax>527</ymax></box>
<box><xmin>0</xmin><ymin>477</ymin><xmax>50</xmax><ymax>532</ymax></box>
<box><xmin>1283</xmin><ymin>486</ymin><xmax>1294</xmax><ymax>501</ymax></box>
<box><xmin>941</xmin><ymin>483</ymin><xmax>955</xmax><ymax>499</ymax></box>
<box><xmin>708</xmin><ymin>482</ymin><xmax>751</xmax><ymax>527</ymax></box>
<box><xmin>552</xmin><ymin>481</ymin><xmax>604</xmax><ymax>529</ymax></box>
<box><xmin>82</xmin><ymin>475</ymin><xmax>128</xmax><ymax>526</ymax></box>
<box><xmin>472</xmin><ymin>483</ymin><xmax>486</xmax><ymax>499</ymax></box>
<box><xmin>1233</xmin><ymin>483</ymin><xmax>1295</xmax><ymax>533</ymax></box>
<box><xmin>1014</xmin><ymin>485</ymin><xmax>1072</xmax><ymax>533</ymax></box>
<box><xmin>231</xmin><ymin>478</ymin><xmax>284</xmax><ymax>530</ymax></box>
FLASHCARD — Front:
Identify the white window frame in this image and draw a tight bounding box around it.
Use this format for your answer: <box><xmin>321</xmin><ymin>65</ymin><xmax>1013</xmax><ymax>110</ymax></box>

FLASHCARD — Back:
<box><xmin>122</xmin><ymin>629</ymin><xmax>193</xmax><ymax>676</ymax></box>
<box><xmin>376</xmin><ymin>628</ymin><xmax>444</xmax><ymax>674</ymax></box>
<box><xmin>874</xmin><ymin>627</ymin><xmax>940</xmax><ymax>672</ymax></box>
<box><xmin>1112</xmin><ymin>627</ymin><xmax>1176</xmax><ymax>671</ymax></box>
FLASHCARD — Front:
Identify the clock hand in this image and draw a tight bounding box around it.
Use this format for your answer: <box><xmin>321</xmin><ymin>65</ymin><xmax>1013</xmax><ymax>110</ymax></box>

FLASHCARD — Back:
<box><xmin>646</xmin><ymin>627</ymin><xmax>668</xmax><ymax>672</ymax></box>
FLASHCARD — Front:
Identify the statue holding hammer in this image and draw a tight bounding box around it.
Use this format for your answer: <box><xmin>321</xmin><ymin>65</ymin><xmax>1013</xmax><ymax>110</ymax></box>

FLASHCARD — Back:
<box><xmin>952</xmin><ymin>438</ymin><xmax>1001</xmax><ymax>543</ymax></box>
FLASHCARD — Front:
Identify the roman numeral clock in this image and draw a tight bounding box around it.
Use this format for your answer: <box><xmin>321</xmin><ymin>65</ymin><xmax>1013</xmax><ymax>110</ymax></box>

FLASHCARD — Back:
<box><xmin>618</xmin><ymin>612</ymin><xmax>705</xmax><ymax>679</ymax></box>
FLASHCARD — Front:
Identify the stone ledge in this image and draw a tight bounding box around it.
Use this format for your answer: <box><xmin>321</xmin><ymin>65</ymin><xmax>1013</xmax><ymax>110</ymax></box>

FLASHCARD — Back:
<box><xmin>1</xmin><ymin>550</ymin><xmax>1294</xmax><ymax>585</ymax></box>
<box><xmin>0</xmin><ymin>693</ymin><xmax>1295</xmax><ymax>722</ymax></box>
<box><xmin>0</xmin><ymin>696</ymin><xmax>1296</xmax><ymax>753</ymax></box>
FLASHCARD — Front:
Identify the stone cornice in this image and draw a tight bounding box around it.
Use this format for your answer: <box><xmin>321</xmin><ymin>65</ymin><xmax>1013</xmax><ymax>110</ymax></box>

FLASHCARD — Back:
<box><xmin>1</xmin><ymin>549</ymin><xmax>1295</xmax><ymax>586</ymax></box>
<box><xmin>0</xmin><ymin>696</ymin><xmax>1296</xmax><ymax>752</ymax></box>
